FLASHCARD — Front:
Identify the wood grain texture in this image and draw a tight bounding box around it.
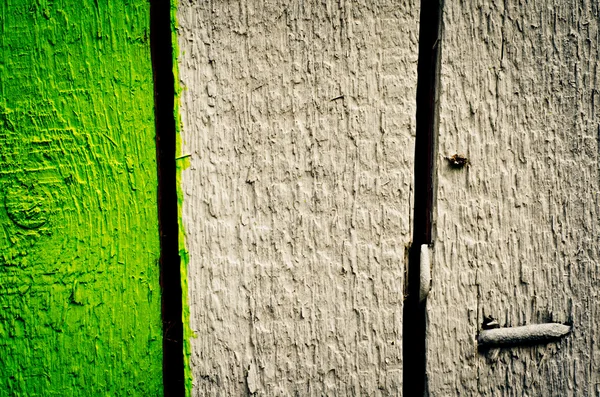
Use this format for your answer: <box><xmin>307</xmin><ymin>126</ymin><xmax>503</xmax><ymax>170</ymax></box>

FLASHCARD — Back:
<box><xmin>177</xmin><ymin>0</ymin><xmax>419</xmax><ymax>394</ymax></box>
<box><xmin>427</xmin><ymin>1</ymin><xmax>600</xmax><ymax>395</ymax></box>
<box><xmin>0</xmin><ymin>1</ymin><xmax>162</xmax><ymax>395</ymax></box>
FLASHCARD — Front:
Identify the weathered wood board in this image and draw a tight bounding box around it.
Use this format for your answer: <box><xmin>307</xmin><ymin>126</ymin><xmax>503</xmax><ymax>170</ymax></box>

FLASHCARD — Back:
<box><xmin>0</xmin><ymin>1</ymin><xmax>163</xmax><ymax>394</ymax></box>
<box><xmin>427</xmin><ymin>1</ymin><xmax>600</xmax><ymax>395</ymax></box>
<box><xmin>177</xmin><ymin>0</ymin><xmax>419</xmax><ymax>394</ymax></box>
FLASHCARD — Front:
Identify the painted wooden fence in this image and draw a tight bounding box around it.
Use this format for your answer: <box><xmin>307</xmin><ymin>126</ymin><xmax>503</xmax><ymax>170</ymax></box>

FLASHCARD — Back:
<box><xmin>0</xmin><ymin>0</ymin><xmax>163</xmax><ymax>395</ymax></box>
<box><xmin>427</xmin><ymin>1</ymin><xmax>600</xmax><ymax>395</ymax></box>
<box><xmin>176</xmin><ymin>0</ymin><xmax>600</xmax><ymax>395</ymax></box>
<box><xmin>176</xmin><ymin>1</ymin><xmax>419</xmax><ymax>395</ymax></box>
<box><xmin>1</xmin><ymin>0</ymin><xmax>598</xmax><ymax>396</ymax></box>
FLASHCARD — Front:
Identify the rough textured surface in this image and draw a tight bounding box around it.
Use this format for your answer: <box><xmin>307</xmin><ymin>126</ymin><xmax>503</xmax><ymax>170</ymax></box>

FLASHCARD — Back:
<box><xmin>0</xmin><ymin>1</ymin><xmax>163</xmax><ymax>394</ymax></box>
<box><xmin>427</xmin><ymin>1</ymin><xmax>600</xmax><ymax>395</ymax></box>
<box><xmin>177</xmin><ymin>0</ymin><xmax>419</xmax><ymax>394</ymax></box>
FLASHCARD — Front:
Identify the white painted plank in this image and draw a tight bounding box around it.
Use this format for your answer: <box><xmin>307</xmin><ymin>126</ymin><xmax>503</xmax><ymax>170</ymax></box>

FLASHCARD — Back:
<box><xmin>177</xmin><ymin>1</ymin><xmax>419</xmax><ymax>394</ymax></box>
<box><xmin>427</xmin><ymin>1</ymin><xmax>600</xmax><ymax>395</ymax></box>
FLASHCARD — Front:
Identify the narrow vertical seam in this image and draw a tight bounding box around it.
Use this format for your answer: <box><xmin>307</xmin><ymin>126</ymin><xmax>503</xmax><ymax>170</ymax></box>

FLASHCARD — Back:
<box><xmin>150</xmin><ymin>0</ymin><xmax>185</xmax><ymax>395</ymax></box>
<box><xmin>403</xmin><ymin>0</ymin><xmax>444</xmax><ymax>395</ymax></box>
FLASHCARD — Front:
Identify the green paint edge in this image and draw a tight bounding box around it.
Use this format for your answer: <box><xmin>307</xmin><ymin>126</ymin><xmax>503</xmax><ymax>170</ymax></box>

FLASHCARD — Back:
<box><xmin>170</xmin><ymin>1</ymin><xmax>194</xmax><ymax>395</ymax></box>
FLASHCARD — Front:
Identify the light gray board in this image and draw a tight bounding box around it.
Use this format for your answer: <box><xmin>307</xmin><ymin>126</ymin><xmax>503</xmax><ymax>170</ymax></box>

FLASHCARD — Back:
<box><xmin>427</xmin><ymin>1</ymin><xmax>600</xmax><ymax>395</ymax></box>
<box><xmin>177</xmin><ymin>1</ymin><xmax>419</xmax><ymax>395</ymax></box>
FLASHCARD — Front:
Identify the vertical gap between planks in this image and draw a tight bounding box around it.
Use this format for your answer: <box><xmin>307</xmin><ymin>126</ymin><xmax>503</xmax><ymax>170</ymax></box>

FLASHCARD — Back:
<box><xmin>403</xmin><ymin>0</ymin><xmax>444</xmax><ymax>395</ymax></box>
<box><xmin>150</xmin><ymin>0</ymin><xmax>185</xmax><ymax>395</ymax></box>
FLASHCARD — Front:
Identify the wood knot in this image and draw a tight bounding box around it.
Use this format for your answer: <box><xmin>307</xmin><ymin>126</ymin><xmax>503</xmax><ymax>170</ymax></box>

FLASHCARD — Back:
<box><xmin>4</xmin><ymin>182</ymin><xmax>54</xmax><ymax>229</ymax></box>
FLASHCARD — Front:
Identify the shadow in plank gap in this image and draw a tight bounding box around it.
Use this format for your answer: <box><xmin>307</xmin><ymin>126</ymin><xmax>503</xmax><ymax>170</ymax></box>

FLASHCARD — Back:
<box><xmin>403</xmin><ymin>0</ymin><xmax>444</xmax><ymax>396</ymax></box>
<box><xmin>150</xmin><ymin>0</ymin><xmax>185</xmax><ymax>395</ymax></box>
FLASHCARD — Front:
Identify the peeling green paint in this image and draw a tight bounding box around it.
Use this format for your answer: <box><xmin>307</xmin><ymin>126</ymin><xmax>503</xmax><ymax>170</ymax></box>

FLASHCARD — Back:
<box><xmin>0</xmin><ymin>1</ymin><xmax>162</xmax><ymax>395</ymax></box>
<box><xmin>170</xmin><ymin>1</ymin><xmax>194</xmax><ymax>395</ymax></box>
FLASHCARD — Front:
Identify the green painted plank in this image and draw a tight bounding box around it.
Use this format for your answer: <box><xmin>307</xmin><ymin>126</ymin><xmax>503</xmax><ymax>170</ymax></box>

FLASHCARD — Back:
<box><xmin>0</xmin><ymin>1</ymin><xmax>163</xmax><ymax>395</ymax></box>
